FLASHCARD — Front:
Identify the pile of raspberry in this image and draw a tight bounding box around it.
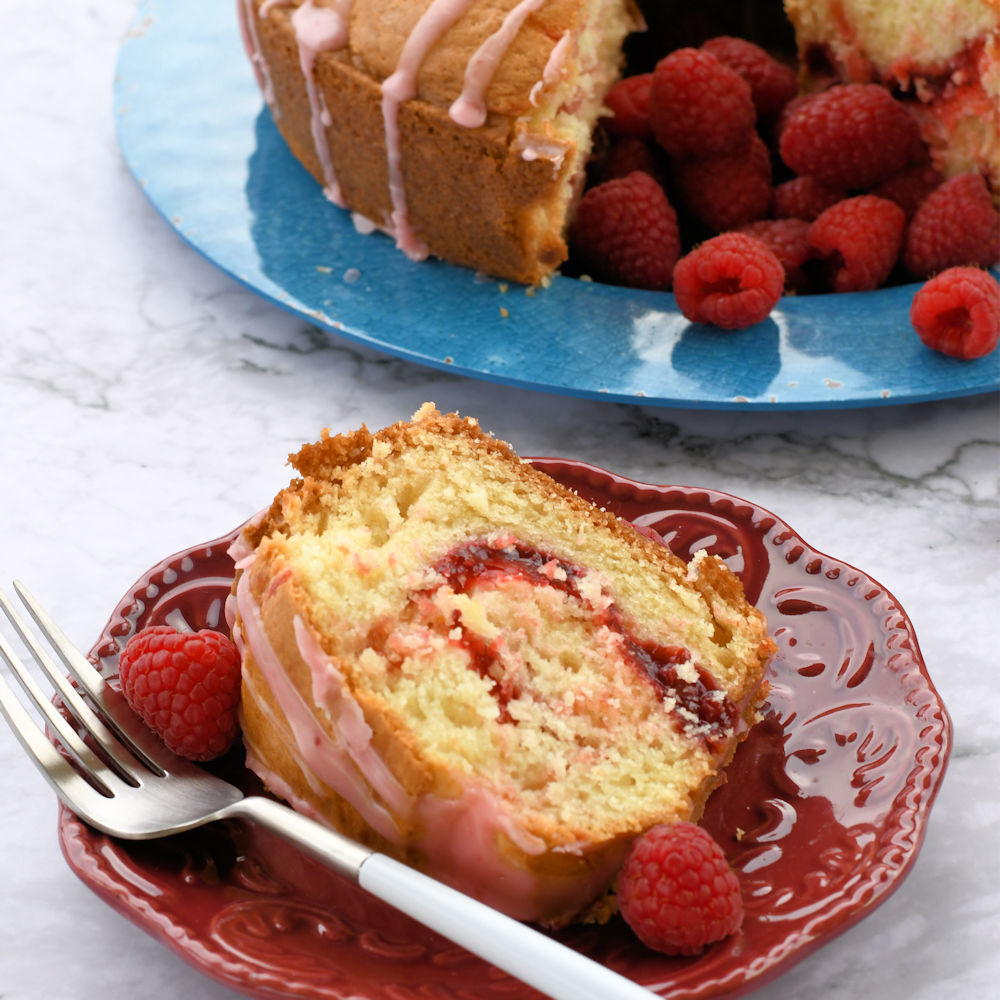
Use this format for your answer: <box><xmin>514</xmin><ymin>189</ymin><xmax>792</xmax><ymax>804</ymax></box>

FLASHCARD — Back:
<box><xmin>570</xmin><ymin>36</ymin><xmax>1000</xmax><ymax>357</ymax></box>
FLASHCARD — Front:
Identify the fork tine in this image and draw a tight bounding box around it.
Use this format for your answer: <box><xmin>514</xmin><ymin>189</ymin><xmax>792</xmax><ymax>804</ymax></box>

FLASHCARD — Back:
<box><xmin>0</xmin><ymin>660</ymin><xmax>117</xmax><ymax>823</ymax></box>
<box><xmin>0</xmin><ymin>628</ymin><xmax>119</xmax><ymax>795</ymax></box>
<box><xmin>12</xmin><ymin>582</ymin><xmax>174</xmax><ymax>776</ymax></box>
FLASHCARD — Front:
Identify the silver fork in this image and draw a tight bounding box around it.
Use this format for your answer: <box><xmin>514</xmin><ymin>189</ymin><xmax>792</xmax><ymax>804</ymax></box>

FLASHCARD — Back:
<box><xmin>0</xmin><ymin>582</ymin><xmax>656</xmax><ymax>1000</ymax></box>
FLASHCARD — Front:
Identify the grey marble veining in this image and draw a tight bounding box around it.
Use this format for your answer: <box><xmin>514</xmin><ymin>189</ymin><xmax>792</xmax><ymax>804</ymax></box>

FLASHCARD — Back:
<box><xmin>1</xmin><ymin>2</ymin><xmax>998</xmax><ymax>999</ymax></box>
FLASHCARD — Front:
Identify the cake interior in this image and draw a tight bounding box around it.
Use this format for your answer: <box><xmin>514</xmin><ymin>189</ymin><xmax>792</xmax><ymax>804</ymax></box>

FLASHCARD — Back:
<box><xmin>517</xmin><ymin>0</ymin><xmax>639</xmax><ymax>251</ymax></box>
<box><xmin>259</xmin><ymin>419</ymin><xmax>762</xmax><ymax>844</ymax></box>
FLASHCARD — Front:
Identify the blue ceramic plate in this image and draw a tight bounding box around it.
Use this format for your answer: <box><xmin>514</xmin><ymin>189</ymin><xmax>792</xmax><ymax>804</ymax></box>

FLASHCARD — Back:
<box><xmin>113</xmin><ymin>0</ymin><xmax>999</xmax><ymax>410</ymax></box>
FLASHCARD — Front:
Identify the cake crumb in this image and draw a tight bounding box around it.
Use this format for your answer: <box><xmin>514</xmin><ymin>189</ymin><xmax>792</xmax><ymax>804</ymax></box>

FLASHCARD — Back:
<box><xmin>500</xmin><ymin>307</ymin><xmax>510</xmax><ymax>318</ymax></box>
<box><xmin>316</xmin><ymin>265</ymin><xmax>332</xmax><ymax>274</ymax></box>
<box><xmin>735</xmin><ymin>827</ymin><xmax>745</xmax><ymax>841</ymax></box>
<box><xmin>499</xmin><ymin>283</ymin><xmax>509</xmax><ymax>293</ymax></box>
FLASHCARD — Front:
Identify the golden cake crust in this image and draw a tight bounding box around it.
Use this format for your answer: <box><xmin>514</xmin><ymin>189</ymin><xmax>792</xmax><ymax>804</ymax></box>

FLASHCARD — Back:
<box><xmin>232</xmin><ymin>405</ymin><xmax>774</xmax><ymax>924</ymax></box>
<box><xmin>244</xmin><ymin>0</ymin><xmax>639</xmax><ymax>283</ymax></box>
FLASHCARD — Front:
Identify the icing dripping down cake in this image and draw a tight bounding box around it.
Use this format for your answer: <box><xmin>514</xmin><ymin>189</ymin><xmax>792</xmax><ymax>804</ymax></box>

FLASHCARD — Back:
<box><xmin>238</xmin><ymin>0</ymin><xmax>641</xmax><ymax>284</ymax></box>
<box><xmin>226</xmin><ymin>404</ymin><xmax>774</xmax><ymax>925</ymax></box>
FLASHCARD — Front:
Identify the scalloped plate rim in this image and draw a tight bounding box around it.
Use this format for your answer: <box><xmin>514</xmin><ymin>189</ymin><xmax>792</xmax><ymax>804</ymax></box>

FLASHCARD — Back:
<box><xmin>57</xmin><ymin>457</ymin><xmax>952</xmax><ymax>1000</ymax></box>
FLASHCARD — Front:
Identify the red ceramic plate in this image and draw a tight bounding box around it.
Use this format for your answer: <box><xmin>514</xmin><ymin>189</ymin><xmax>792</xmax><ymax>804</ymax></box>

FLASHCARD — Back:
<box><xmin>59</xmin><ymin>460</ymin><xmax>952</xmax><ymax>999</ymax></box>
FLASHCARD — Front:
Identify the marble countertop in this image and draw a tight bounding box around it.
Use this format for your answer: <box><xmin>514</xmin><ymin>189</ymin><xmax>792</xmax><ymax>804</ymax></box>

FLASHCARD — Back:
<box><xmin>2</xmin><ymin>3</ymin><xmax>997</xmax><ymax>998</ymax></box>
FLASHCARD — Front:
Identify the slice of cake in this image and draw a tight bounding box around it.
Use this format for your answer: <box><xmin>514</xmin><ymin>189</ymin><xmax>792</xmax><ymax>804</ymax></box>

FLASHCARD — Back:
<box><xmin>238</xmin><ymin>0</ymin><xmax>642</xmax><ymax>284</ymax></box>
<box><xmin>784</xmin><ymin>0</ymin><xmax>1000</xmax><ymax>202</ymax></box>
<box><xmin>226</xmin><ymin>404</ymin><xmax>773</xmax><ymax>925</ymax></box>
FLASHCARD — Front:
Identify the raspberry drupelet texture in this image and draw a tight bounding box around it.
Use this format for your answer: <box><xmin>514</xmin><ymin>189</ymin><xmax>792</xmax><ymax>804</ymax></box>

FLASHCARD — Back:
<box><xmin>601</xmin><ymin>74</ymin><xmax>653</xmax><ymax>138</ymax></box>
<box><xmin>903</xmin><ymin>173</ymin><xmax>1000</xmax><ymax>279</ymax></box>
<box><xmin>701</xmin><ymin>36</ymin><xmax>797</xmax><ymax>116</ymax></box>
<box><xmin>808</xmin><ymin>195</ymin><xmax>906</xmax><ymax>292</ymax></box>
<box><xmin>601</xmin><ymin>136</ymin><xmax>663</xmax><ymax>185</ymax></box>
<box><xmin>617</xmin><ymin>822</ymin><xmax>743</xmax><ymax>956</ymax></box>
<box><xmin>119</xmin><ymin>625</ymin><xmax>242</xmax><ymax>761</ymax></box>
<box><xmin>569</xmin><ymin>172</ymin><xmax>680</xmax><ymax>291</ymax></box>
<box><xmin>779</xmin><ymin>83</ymin><xmax>920</xmax><ymax>189</ymax></box>
<box><xmin>673</xmin><ymin>232</ymin><xmax>784</xmax><ymax>329</ymax></box>
<box><xmin>649</xmin><ymin>48</ymin><xmax>756</xmax><ymax>160</ymax></box>
<box><xmin>873</xmin><ymin>163</ymin><xmax>944</xmax><ymax>220</ymax></box>
<box><xmin>910</xmin><ymin>267</ymin><xmax>1000</xmax><ymax>359</ymax></box>
<box><xmin>772</xmin><ymin>176</ymin><xmax>846</xmax><ymax>222</ymax></box>
<box><xmin>738</xmin><ymin>218</ymin><xmax>814</xmax><ymax>292</ymax></box>
<box><xmin>673</xmin><ymin>132</ymin><xmax>772</xmax><ymax>233</ymax></box>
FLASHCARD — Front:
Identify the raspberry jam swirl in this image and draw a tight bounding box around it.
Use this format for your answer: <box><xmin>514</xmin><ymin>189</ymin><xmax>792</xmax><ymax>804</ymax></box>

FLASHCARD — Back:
<box><xmin>426</xmin><ymin>539</ymin><xmax>738</xmax><ymax>749</ymax></box>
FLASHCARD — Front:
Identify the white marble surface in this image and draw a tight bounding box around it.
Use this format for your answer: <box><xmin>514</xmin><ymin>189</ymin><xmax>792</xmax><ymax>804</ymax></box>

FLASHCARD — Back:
<box><xmin>1</xmin><ymin>3</ymin><xmax>998</xmax><ymax>998</ymax></box>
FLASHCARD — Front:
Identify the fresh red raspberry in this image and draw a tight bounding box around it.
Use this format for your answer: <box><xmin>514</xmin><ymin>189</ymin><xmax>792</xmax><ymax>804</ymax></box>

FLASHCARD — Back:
<box><xmin>738</xmin><ymin>218</ymin><xmax>814</xmax><ymax>291</ymax></box>
<box><xmin>772</xmin><ymin>176</ymin><xmax>846</xmax><ymax>221</ymax></box>
<box><xmin>569</xmin><ymin>172</ymin><xmax>680</xmax><ymax>291</ymax></box>
<box><xmin>807</xmin><ymin>195</ymin><xmax>906</xmax><ymax>292</ymax></box>
<box><xmin>601</xmin><ymin>74</ymin><xmax>653</xmax><ymax>138</ymax></box>
<box><xmin>910</xmin><ymin>267</ymin><xmax>1000</xmax><ymax>359</ymax></box>
<box><xmin>649</xmin><ymin>48</ymin><xmax>756</xmax><ymax>160</ymax></box>
<box><xmin>674</xmin><ymin>132</ymin><xmax>772</xmax><ymax>232</ymax></box>
<box><xmin>774</xmin><ymin>92</ymin><xmax>816</xmax><ymax>142</ymax></box>
<box><xmin>118</xmin><ymin>625</ymin><xmax>242</xmax><ymax>761</ymax></box>
<box><xmin>673</xmin><ymin>232</ymin><xmax>784</xmax><ymax>329</ymax></box>
<box><xmin>617</xmin><ymin>822</ymin><xmax>743</xmax><ymax>956</ymax></box>
<box><xmin>779</xmin><ymin>83</ymin><xmax>921</xmax><ymax>188</ymax></box>
<box><xmin>701</xmin><ymin>36</ymin><xmax>798</xmax><ymax>116</ymax></box>
<box><xmin>600</xmin><ymin>136</ymin><xmax>663</xmax><ymax>185</ymax></box>
<box><xmin>903</xmin><ymin>173</ymin><xmax>1000</xmax><ymax>279</ymax></box>
<box><xmin>873</xmin><ymin>163</ymin><xmax>943</xmax><ymax>220</ymax></box>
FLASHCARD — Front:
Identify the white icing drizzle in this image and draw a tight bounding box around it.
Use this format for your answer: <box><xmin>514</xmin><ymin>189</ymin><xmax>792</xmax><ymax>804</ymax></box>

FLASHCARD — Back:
<box><xmin>380</xmin><ymin>0</ymin><xmax>481</xmax><ymax>260</ymax></box>
<box><xmin>291</xmin><ymin>0</ymin><xmax>353</xmax><ymax>208</ymax></box>
<box><xmin>449</xmin><ymin>0</ymin><xmax>547</xmax><ymax>129</ymax></box>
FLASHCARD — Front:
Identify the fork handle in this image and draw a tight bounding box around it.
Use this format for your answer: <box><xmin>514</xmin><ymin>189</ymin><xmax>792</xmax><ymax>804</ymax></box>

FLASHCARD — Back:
<box><xmin>227</xmin><ymin>796</ymin><xmax>654</xmax><ymax>1000</ymax></box>
<box><xmin>359</xmin><ymin>853</ymin><xmax>655</xmax><ymax>1000</ymax></box>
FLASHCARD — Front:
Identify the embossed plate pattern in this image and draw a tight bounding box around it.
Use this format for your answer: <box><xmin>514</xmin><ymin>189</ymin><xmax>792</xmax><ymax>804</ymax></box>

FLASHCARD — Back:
<box><xmin>60</xmin><ymin>460</ymin><xmax>951</xmax><ymax>999</ymax></box>
<box><xmin>113</xmin><ymin>0</ymin><xmax>1000</xmax><ymax>410</ymax></box>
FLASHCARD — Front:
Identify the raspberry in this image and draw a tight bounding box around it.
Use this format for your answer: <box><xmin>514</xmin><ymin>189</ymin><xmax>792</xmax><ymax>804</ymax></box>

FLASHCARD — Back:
<box><xmin>673</xmin><ymin>232</ymin><xmax>784</xmax><ymax>329</ymax></box>
<box><xmin>773</xmin><ymin>92</ymin><xmax>816</xmax><ymax>142</ymax></box>
<box><xmin>807</xmin><ymin>195</ymin><xmax>906</xmax><ymax>292</ymax></box>
<box><xmin>772</xmin><ymin>176</ymin><xmax>846</xmax><ymax>221</ymax></box>
<box><xmin>903</xmin><ymin>173</ymin><xmax>1000</xmax><ymax>279</ymax></box>
<box><xmin>118</xmin><ymin>625</ymin><xmax>242</xmax><ymax>761</ymax></box>
<box><xmin>779</xmin><ymin>83</ymin><xmax>920</xmax><ymax>188</ymax></box>
<box><xmin>701</xmin><ymin>36</ymin><xmax>798</xmax><ymax>116</ymax></box>
<box><xmin>617</xmin><ymin>822</ymin><xmax>743</xmax><ymax>956</ymax></box>
<box><xmin>649</xmin><ymin>48</ymin><xmax>756</xmax><ymax>159</ymax></box>
<box><xmin>569</xmin><ymin>172</ymin><xmax>680</xmax><ymax>291</ymax></box>
<box><xmin>674</xmin><ymin>132</ymin><xmax>772</xmax><ymax>232</ymax></box>
<box><xmin>873</xmin><ymin>162</ymin><xmax>943</xmax><ymax>220</ymax></box>
<box><xmin>910</xmin><ymin>267</ymin><xmax>1000</xmax><ymax>359</ymax></box>
<box><xmin>600</xmin><ymin>137</ymin><xmax>662</xmax><ymax>185</ymax></box>
<box><xmin>601</xmin><ymin>74</ymin><xmax>653</xmax><ymax>138</ymax></box>
<box><xmin>738</xmin><ymin>218</ymin><xmax>814</xmax><ymax>292</ymax></box>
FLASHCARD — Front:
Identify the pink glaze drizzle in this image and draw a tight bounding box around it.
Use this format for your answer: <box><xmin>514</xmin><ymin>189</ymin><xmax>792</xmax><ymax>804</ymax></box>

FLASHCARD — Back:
<box><xmin>293</xmin><ymin>617</ymin><xmax>412</xmax><ymax>817</ymax></box>
<box><xmin>381</xmin><ymin>0</ymin><xmax>480</xmax><ymax>260</ymax></box>
<box><xmin>234</xmin><ymin>567</ymin><xmax>403</xmax><ymax>843</ymax></box>
<box><xmin>528</xmin><ymin>29</ymin><xmax>571</xmax><ymax>106</ymax></box>
<box><xmin>228</xmin><ymin>537</ymin><xmax>633</xmax><ymax>921</ymax></box>
<box><xmin>449</xmin><ymin>0</ymin><xmax>548</xmax><ymax>129</ymax></box>
<box><xmin>291</xmin><ymin>0</ymin><xmax>353</xmax><ymax>207</ymax></box>
<box><xmin>238</xmin><ymin>0</ymin><xmax>278</xmax><ymax>112</ymax></box>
